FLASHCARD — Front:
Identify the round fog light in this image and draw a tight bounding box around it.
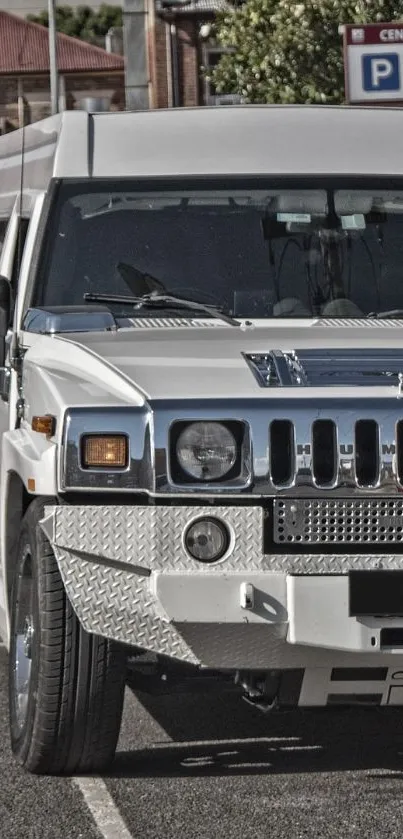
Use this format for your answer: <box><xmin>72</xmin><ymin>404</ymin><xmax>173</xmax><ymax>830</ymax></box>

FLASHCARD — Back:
<box><xmin>184</xmin><ymin>518</ymin><xmax>229</xmax><ymax>563</ymax></box>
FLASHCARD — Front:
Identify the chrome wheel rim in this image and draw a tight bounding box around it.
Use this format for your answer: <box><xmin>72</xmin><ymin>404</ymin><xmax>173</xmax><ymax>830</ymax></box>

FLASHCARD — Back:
<box><xmin>13</xmin><ymin>548</ymin><xmax>34</xmax><ymax>730</ymax></box>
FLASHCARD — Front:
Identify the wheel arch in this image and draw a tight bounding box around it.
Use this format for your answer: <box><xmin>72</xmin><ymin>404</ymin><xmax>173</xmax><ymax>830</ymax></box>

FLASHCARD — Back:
<box><xmin>1</xmin><ymin>475</ymin><xmax>57</xmax><ymax>648</ymax></box>
<box><xmin>0</xmin><ymin>426</ymin><xmax>58</xmax><ymax>645</ymax></box>
<box><xmin>4</xmin><ymin>472</ymin><xmax>31</xmax><ymax>601</ymax></box>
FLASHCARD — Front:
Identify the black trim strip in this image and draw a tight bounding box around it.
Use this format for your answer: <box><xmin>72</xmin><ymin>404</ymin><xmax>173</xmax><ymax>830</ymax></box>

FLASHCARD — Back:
<box><xmin>88</xmin><ymin>113</ymin><xmax>94</xmax><ymax>179</ymax></box>
<box><xmin>381</xmin><ymin>628</ymin><xmax>403</xmax><ymax>647</ymax></box>
<box><xmin>331</xmin><ymin>667</ymin><xmax>387</xmax><ymax>682</ymax></box>
<box><xmin>327</xmin><ymin>693</ymin><xmax>383</xmax><ymax>705</ymax></box>
<box><xmin>278</xmin><ymin>669</ymin><xmax>304</xmax><ymax>707</ymax></box>
<box><xmin>350</xmin><ymin>570</ymin><xmax>403</xmax><ymax>617</ymax></box>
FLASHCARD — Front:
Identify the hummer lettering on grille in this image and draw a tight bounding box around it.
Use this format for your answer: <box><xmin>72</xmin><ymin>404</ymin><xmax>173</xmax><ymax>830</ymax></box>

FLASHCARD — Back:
<box><xmin>296</xmin><ymin>443</ymin><xmax>396</xmax><ymax>456</ymax></box>
<box><xmin>340</xmin><ymin>444</ymin><xmax>354</xmax><ymax>455</ymax></box>
<box><xmin>297</xmin><ymin>444</ymin><xmax>311</xmax><ymax>455</ymax></box>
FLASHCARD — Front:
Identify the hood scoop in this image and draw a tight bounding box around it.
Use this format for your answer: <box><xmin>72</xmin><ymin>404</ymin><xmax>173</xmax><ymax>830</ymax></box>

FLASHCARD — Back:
<box><xmin>244</xmin><ymin>349</ymin><xmax>403</xmax><ymax>389</ymax></box>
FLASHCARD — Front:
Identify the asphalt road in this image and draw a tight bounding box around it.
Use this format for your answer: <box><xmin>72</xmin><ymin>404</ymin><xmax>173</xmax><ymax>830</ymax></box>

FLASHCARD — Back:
<box><xmin>2</xmin><ymin>644</ymin><xmax>403</xmax><ymax>838</ymax></box>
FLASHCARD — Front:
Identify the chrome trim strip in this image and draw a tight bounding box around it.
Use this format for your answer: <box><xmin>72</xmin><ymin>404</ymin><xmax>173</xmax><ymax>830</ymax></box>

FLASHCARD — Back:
<box><xmin>242</xmin><ymin>352</ymin><xmax>279</xmax><ymax>387</ymax></box>
<box><xmin>60</xmin><ymin>397</ymin><xmax>403</xmax><ymax>497</ymax></box>
<box><xmin>244</xmin><ymin>349</ymin><xmax>403</xmax><ymax>389</ymax></box>
<box><xmin>271</xmin><ymin>350</ymin><xmax>294</xmax><ymax>386</ymax></box>
<box><xmin>338</xmin><ymin>413</ymin><xmax>356</xmax><ymax>489</ymax></box>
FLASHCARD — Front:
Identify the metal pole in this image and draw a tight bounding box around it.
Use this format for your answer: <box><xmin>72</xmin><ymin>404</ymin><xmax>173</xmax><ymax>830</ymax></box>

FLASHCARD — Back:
<box><xmin>123</xmin><ymin>0</ymin><xmax>150</xmax><ymax>110</ymax></box>
<box><xmin>170</xmin><ymin>22</ymin><xmax>180</xmax><ymax>108</ymax></box>
<box><xmin>48</xmin><ymin>0</ymin><xmax>59</xmax><ymax>114</ymax></box>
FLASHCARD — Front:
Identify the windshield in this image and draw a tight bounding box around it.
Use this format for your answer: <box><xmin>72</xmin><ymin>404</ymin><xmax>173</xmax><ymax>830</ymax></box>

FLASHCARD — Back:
<box><xmin>33</xmin><ymin>179</ymin><xmax>403</xmax><ymax>320</ymax></box>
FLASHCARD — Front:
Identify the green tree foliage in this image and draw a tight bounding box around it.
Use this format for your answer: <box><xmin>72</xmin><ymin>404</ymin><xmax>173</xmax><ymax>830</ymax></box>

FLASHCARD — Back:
<box><xmin>212</xmin><ymin>0</ymin><xmax>403</xmax><ymax>104</ymax></box>
<box><xmin>27</xmin><ymin>4</ymin><xmax>122</xmax><ymax>47</ymax></box>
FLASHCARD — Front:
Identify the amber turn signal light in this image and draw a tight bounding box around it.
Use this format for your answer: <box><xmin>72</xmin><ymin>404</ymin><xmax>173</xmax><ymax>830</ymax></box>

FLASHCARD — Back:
<box><xmin>31</xmin><ymin>415</ymin><xmax>56</xmax><ymax>437</ymax></box>
<box><xmin>81</xmin><ymin>435</ymin><xmax>128</xmax><ymax>468</ymax></box>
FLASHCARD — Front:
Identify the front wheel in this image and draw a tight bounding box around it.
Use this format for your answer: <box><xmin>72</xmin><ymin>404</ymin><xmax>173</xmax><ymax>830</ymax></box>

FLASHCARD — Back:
<box><xmin>8</xmin><ymin>498</ymin><xmax>127</xmax><ymax>775</ymax></box>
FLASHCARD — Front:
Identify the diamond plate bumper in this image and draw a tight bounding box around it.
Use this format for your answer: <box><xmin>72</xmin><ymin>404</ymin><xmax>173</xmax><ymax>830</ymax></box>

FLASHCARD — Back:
<box><xmin>39</xmin><ymin>505</ymin><xmax>403</xmax><ymax>669</ymax></box>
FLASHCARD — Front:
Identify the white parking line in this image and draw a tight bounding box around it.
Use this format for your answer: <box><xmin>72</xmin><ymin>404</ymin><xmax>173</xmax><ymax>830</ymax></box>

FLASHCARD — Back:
<box><xmin>73</xmin><ymin>777</ymin><xmax>134</xmax><ymax>839</ymax></box>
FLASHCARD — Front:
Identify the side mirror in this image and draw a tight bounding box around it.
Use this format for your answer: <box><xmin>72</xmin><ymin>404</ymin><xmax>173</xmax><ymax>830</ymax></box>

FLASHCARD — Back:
<box><xmin>0</xmin><ymin>275</ymin><xmax>11</xmax><ymax>367</ymax></box>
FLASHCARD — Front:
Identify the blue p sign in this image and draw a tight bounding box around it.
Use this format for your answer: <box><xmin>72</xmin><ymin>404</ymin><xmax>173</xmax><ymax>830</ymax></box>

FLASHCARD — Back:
<box><xmin>362</xmin><ymin>53</ymin><xmax>400</xmax><ymax>91</ymax></box>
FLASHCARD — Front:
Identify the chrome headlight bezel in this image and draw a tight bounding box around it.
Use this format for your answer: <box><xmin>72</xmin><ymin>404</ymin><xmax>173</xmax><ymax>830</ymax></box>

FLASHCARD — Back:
<box><xmin>60</xmin><ymin>408</ymin><xmax>252</xmax><ymax>494</ymax></box>
<box><xmin>60</xmin><ymin>407</ymin><xmax>151</xmax><ymax>492</ymax></box>
<box><xmin>170</xmin><ymin>420</ymin><xmax>247</xmax><ymax>486</ymax></box>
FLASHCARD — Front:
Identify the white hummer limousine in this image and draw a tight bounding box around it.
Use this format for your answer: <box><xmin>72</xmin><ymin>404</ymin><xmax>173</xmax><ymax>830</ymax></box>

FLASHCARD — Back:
<box><xmin>2</xmin><ymin>104</ymin><xmax>403</xmax><ymax>774</ymax></box>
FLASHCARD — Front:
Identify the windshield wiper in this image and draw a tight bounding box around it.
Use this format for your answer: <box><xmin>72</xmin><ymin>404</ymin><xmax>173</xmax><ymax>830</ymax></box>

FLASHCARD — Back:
<box><xmin>117</xmin><ymin>262</ymin><xmax>166</xmax><ymax>296</ymax></box>
<box><xmin>368</xmin><ymin>309</ymin><xmax>403</xmax><ymax>319</ymax></box>
<box><xmin>84</xmin><ymin>292</ymin><xmax>240</xmax><ymax>327</ymax></box>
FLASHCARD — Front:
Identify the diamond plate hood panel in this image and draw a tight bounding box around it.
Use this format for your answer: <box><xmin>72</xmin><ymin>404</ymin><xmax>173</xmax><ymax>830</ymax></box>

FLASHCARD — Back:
<box><xmin>56</xmin><ymin>322</ymin><xmax>403</xmax><ymax>400</ymax></box>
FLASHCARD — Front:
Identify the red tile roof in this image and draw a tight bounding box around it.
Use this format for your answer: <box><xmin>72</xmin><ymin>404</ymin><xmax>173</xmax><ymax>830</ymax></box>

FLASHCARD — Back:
<box><xmin>0</xmin><ymin>11</ymin><xmax>124</xmax><ymax>74</ymax></box>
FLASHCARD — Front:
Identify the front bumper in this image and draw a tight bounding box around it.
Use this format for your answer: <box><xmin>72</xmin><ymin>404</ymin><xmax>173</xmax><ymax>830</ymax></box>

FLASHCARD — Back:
<box><xmin>40</xmin><ymin>504</ymin><xmax>403</xmax><ymax>669</ymax></box>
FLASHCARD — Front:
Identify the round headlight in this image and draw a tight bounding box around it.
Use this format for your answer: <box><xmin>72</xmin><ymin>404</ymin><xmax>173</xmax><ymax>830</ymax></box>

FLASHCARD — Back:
<box><xmin>176</xmin><ymin>422</ymin><xmax>237</xmax><ymax>481</ymax></box>
<box><xmin>184</xmin><ymin>517</ymin><xmax>229</xmax><ymax>562</ymax></box>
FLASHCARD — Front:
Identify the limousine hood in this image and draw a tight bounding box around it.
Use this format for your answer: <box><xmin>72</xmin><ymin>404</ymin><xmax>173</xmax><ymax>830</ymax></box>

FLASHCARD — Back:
<box><xmin>55</xmin><ymin>320</ymin><xmax>403</xmax><ymax>401</ymax></box>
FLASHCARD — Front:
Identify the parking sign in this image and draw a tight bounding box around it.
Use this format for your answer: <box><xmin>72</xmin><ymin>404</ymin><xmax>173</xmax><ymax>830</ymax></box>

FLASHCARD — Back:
<box><xmin>362</xmin><ymin>53</ymin><xmax>400</xmax><ymax>91</ymax></box>
<box><xmin>343</xmin><ymin>23</ymin><xmax>403</xmax><ymax>103</ymax></box>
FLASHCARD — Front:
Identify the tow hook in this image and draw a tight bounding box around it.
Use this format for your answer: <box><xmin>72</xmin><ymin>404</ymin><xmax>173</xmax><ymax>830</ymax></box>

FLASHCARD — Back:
<box><xmin>235</xmin><ymin>669</ymin><xmax>281</xmax><ymax>713</ymax></box>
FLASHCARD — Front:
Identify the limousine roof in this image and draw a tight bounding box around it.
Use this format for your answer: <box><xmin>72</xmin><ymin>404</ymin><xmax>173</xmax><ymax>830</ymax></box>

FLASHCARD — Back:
<box><xmin>0</xmin><ymin>105</ymin><xmax>402</xmax><ymax>196</ymax></box>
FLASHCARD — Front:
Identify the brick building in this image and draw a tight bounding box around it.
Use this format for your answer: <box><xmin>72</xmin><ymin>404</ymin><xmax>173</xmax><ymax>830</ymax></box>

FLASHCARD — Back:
<box><xmin>0</xmin><ymin>4</ymin><xmax>236</xmax><ymax>131</ymax></box>
<box><xmin>151</xmin><ymin>0</ymin><xmax>234</xmax><ymax>108</ymax></box>
<box><xmin>0</xmin><ymin>11</ymin><xmax>125</xmax><ymax>130</ymax></box>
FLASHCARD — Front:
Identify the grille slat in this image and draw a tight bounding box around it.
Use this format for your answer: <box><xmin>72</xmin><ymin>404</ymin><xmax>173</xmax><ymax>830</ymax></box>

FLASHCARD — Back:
<box><xmin>268</xmin><ymin>416</ymin><xmax>394</xmax><ymax>489</ymax></box>
<box><xmin>312</xmin><ymin>420</ymin><xmax>337</xmax><ymax>487</ymax></box>
<box><xmin>355</xmin><ymin>420</ymin><xmax>379</xmax><ymax>487</ymax></box>
<box><xmin>397</xmin><ymin>421</ymin><xmax>403</xmax><ymax>486</ymax></box>
<box><xmin>274</xmin><ymin>499</ymin><xmax>403</xmax><ymax>545</ymax></box>
<box><xmin>270</xmin><ymin>420</ymin><xmax>294</xmax><ymax>487</ymax></box>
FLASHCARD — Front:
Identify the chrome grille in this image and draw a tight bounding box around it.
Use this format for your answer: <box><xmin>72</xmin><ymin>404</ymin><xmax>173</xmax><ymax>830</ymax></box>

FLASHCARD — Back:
<box><xmin>268</xmin><ymin>417</ymin><xmax>402</xmax><ymax>490</ymax></box>
<box><xmin>274</xmin><ymin>498</ymin><xmax>403</xmax><ymax>544</ymax></box>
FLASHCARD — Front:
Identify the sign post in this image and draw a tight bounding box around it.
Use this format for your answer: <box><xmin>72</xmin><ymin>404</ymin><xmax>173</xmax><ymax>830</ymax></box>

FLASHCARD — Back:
<box><xmin>343</xmin><ymin>22</ymin><xmax>403</xmax><ymax>105</ymax></box>
<box><xmin>48</xmin><ymin>0</ymin><xmax>59</xmax><ymax>115</ymax></box>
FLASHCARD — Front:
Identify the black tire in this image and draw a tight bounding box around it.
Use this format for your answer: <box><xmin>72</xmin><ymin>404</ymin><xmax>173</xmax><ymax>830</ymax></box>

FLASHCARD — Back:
<box><xmin>8</xmin><ymin>497</ymin><xmax>127</xmax><ymax>775</ymax></box>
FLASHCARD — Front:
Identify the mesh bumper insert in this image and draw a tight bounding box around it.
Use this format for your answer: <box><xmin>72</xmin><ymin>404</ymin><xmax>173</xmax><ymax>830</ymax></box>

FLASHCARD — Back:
<box><xmin>274</xmin><ymin>498</ymin><xmax>403</xmax><ymax>545</ymax></box>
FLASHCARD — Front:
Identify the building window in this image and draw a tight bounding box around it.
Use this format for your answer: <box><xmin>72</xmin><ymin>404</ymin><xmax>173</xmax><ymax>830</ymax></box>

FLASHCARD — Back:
<box><xmin>202</xmin><ymin>45</ymin><xmax>243</xmax><ymax>105</ymax></box>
